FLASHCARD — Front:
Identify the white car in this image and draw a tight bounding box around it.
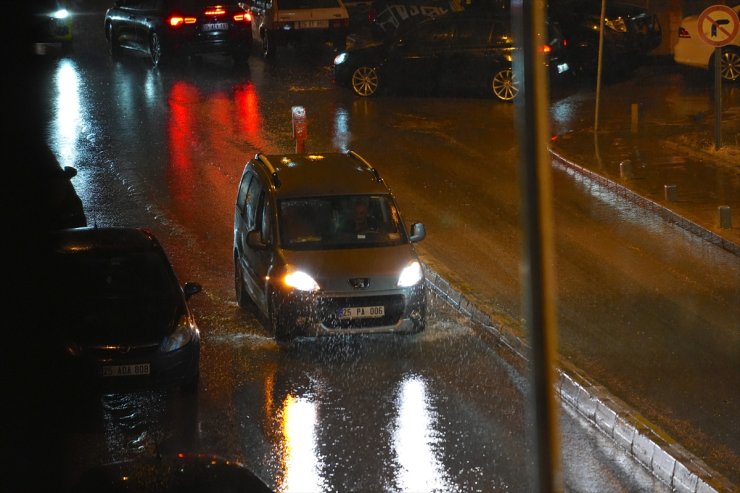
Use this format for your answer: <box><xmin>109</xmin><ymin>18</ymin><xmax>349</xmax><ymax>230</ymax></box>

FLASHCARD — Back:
<box><xmin>673</xmin><ymin>4</ymin><xmax>740</xmax><ymax>81</ymax></box>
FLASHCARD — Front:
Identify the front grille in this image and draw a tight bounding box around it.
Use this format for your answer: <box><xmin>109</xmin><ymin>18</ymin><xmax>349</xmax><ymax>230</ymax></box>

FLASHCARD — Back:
<box><xmin>86</xmin><ymin>343</ymin><xmax>159</xmax><ymax>360</ymax></box>
<box><xmin>318</xmin><ymin>294</ymin><xmax>405</xmax><ymax>329</ymax></box>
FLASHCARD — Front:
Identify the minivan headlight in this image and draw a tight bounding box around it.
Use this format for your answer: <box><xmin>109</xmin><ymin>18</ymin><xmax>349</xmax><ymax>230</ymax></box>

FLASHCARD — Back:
<box><xmin>397</xmin><ymin>261</ymin><xmax>422</xmax><ymax>287</ymax></box>
<box><xmin>284</xmin><ymin>270</ymin><xmax>320</xmax><ymax>291</ymax></box>
<box><xmin>160</xmin><ymin>316</ymin><xmax>196</xmax><ymax>353</ymax></box>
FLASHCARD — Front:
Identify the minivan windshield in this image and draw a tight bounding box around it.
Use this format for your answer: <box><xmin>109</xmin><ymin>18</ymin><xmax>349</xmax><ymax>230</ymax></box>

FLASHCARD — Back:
<box><xmin>278</xmin><ymin>194</ymin><xmax>407</xmax><ymax>250</ymax></box>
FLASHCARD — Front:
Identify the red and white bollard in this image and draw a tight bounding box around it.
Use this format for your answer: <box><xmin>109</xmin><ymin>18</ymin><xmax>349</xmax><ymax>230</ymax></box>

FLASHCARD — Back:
<box><xmin>292</xmin><ymin>106</ymin><xmax>307</xmax><ymax>153</ymax></box>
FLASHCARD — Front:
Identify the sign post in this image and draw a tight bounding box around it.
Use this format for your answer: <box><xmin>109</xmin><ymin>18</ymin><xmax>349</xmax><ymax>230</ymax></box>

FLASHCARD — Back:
<box><xmin>696</xmin><ymin>5</ymin><xmax>740</xmax><ymax>150</ymax></box>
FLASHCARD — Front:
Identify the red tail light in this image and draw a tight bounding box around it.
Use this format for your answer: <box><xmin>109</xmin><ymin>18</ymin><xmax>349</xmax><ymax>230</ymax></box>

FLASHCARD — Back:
<box><xmin>168</xmin><ymin>14</ymin><xmax>196</xmax><ymax>27</ymax></box>
<box><xmin>234</xmin><ymin>11</ymin><xmax>252</xmax><ymax>22</ymax></box>
<box><xmin>542</xmin><ymin>44</ymin><xmax>552</xmax><ymax>54</ymax></box>
<box><xmin>204</xmin><ymin>5</ymin><xmax>226</xmax><ymax>16</ymax></box>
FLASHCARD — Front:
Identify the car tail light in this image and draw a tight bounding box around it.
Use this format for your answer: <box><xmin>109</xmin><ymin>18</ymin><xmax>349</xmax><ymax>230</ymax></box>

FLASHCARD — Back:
<box><xmin>204</xmin><ymin>5</ymin><xmax>226</xmax><ymax>16</ymax></box>
<box><xmin>677</xmin><ymin>26</ymin><xmax>690</xmax><ymax>38</ymax></box>
<box><xmin>542</xmin><ymin>44</ymin><xmax>552</xmax><ymax>54</ymax></box>
<box><xmin>168</xmin><ymin>14</ymin><xmax>196</xmax><ymax>27</ymax></box>
<box><xmin>234</xmin><ymin>11</ymin><xmax>252</xmax><ymax>22</ymax></box>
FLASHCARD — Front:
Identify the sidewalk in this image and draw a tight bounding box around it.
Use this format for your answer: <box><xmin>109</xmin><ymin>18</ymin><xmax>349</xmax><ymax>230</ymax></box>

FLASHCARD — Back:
<box><xmin>550</xmin><ymin>118</ymin><xmax>740</xmax><ymax>254</ymax></box>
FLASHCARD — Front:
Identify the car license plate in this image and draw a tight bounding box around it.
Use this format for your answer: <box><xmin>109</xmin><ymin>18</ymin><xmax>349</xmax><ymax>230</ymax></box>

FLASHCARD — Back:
<box><xmin>202</xmin><ymin>22</ymin><xmax>229</xmax><ymax>32</ymax></box>
<box><xmin>101</xmin><ymin>363</ymin><xmax>150</xmax><ymax>377</ymax></box>
<box><xmin>338</xmin><ymin>305</ymin><xmax>384</xmax><ymax>319</ymax></box>
<box><xmin>297</xmin><ymin>20</ymin><xmax>329</xmax><ymax>29</ymax></box>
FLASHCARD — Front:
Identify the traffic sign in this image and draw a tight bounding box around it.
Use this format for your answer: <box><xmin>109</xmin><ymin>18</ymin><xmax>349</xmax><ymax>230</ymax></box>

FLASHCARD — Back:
<box><xmin>697</xmin><ymin>4</ymin><xmax>739</xmax><ymax>47</ymax></box>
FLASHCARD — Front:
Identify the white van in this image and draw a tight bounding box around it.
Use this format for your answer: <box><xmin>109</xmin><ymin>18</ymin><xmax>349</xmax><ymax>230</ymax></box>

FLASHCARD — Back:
<box><xmin>249</xmin><ymin>0</ymin><xmax>350</xmax><ymax>58</ymax></box>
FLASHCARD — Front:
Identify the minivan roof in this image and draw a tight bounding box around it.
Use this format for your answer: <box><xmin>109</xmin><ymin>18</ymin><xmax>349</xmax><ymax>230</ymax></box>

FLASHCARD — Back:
<box><xmin>255</xmin><ymin>152</ymin><xmax>391</xmax><ymax>198</ymax></box>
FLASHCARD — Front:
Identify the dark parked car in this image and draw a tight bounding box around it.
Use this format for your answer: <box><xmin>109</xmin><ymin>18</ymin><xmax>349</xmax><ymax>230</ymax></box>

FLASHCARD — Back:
<box><xmin>234</xmin><ymin>151</ymin><xmax>427</xmax><ymax>341</ymax></box>
<box><xmin>104</xmin><ymin>0</ymin><xmax>253</xmax><ymax>67</ymax></box>
<box><xmin>44</xmin><ymin>227</ymin><xmax>202</xmax><ymax>393</ymax></box>
<box><xmin>74</xmin><ymin>452</ymin><xmax>273</xmax><ymax>493</ymax></box>
<box><xmin>29</xmin><ymin>0</ymin><xmax>74</xmax><ymax>53</ymax></box>
<box><xmin>333</xmin><ymin>12</ymin><xmax>569</xmax><ymax>100</ymax></box>
<box><xmin>547</xmin><ymin>0</ymin><xmax>662</xmax><ymax>76</ymax></box>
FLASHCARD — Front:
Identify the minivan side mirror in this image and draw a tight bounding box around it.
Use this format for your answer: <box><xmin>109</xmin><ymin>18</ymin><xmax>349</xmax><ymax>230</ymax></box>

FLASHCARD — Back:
<box><xmin>409</xmin><ymin>222</ymin><xmax>426</xmax><ymax>242</ymax></box>
<box><xmin>246</xmin><ymin>230</ymin><xmax>268</xmax><ymax>249</ymax></box>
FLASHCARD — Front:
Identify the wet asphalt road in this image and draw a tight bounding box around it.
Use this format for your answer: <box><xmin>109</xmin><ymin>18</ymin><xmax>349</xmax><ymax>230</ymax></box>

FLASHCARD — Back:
<box><xmin>6</xmin><ymin>2</ymin><xmax>737</xmax><ymax>491</ymax></box>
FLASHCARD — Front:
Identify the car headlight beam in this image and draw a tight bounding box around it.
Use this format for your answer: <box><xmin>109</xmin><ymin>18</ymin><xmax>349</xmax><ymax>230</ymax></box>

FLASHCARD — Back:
<box><xmin>284</xmin><ymin>271</ymin><xmax>320</xmax><ymax>291</ymax></box>
<box><xmin>160</xmin><ymin>316</ymin><xmax>195</xmax><ymax>352</ymax></box>
<box><xmin>397</xmin><ymin>261</ymin><xmax>422</xmax><ymax>287</ymax></box>
<box><xmin>334</xmin><ymin>52</ymin><xmax>348</xmax><ymax>65</ymax></box>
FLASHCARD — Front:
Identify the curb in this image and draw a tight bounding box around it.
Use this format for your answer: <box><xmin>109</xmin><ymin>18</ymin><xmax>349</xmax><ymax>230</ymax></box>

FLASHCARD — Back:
<box><xmin>422</xmin><ymin>266</ymin><xmax>735</xmax><ymax>493</ymax></box>
<box><xmin>548</xmin><ymin>148</ymin><xmax>740</xmax><ymax>257</ymax></box>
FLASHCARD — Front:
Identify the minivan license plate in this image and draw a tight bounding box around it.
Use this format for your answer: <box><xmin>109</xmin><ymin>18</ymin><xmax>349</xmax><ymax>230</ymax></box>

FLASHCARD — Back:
<box><xmin>102</xmin><ymin>363</ymin><xmax>150</xmax><ymax>377</ymax></box>
<box><xmin>338</xmin><ymin>306</ymin><xmax>384</xmax><ymax>319</ymax></box>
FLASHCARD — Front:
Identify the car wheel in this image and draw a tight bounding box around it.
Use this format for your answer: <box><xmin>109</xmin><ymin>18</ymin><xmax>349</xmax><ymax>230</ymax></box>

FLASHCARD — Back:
<box><xmin>234</xmin><ymin>259</ymin><xmax>254</xmax><ymax>309</ymax></box>
<box><xmin>262</xmin><ymin>31</ymin><xmax>276</xmax><ymax>59</ymax></box>
<box><xmin>351</xmin><ymin>66</ymin><xmax>380</xmax><ymax>97</ymax></box>
<box><xmin>269</xmin><ymin>289</ymin><xmax>294</xmax><ymax>342</ymax></box>
<box><xmin>107</xmin><ymin>24</ymin><xmax>121</xmax><ymax>58</ymax></box>
<box><xmin>720</xmin><ymin>47</ymin><xmax>740</xmax><ymax>82</ymax></box>
<box><xmin>150</xmin><ymin>32</ymin><xmax>163</xmax><ymax>67</ymax></box>
<box><xmin>491</xmin><ymin>67</ymin><xmax>519</xmax><ymax>101</ymax></box>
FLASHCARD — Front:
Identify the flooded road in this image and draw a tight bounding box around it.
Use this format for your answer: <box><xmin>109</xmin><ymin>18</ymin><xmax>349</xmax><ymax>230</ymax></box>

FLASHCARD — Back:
<box><xmin>9</xmin><ymin>2</ymin><xmax>736</xmax><ymax>491</ymax></box>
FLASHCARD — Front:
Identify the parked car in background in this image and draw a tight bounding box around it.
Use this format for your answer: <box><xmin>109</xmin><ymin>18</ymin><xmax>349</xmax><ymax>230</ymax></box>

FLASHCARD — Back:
<box><xmin>29</xmin><ymin>0</ymin><xmax>74</xmax><ymax>53</ymax></box>
<box><xmin>104</xmin><ymin>0</ymin><xmax>253</xmax><ymax>67</ymax></box>
<box><xmin>673</xmin><ymin>4</ymin><xmax>740</xmax><ymax>82</ymax></box>
<box><xmin>249</xmin><ymin>0</ymin><xmax>350</xmax><ymax>58</ymax></box>
<box><xmin>547</xmin><ymin>0</ymin><xmax>662</xmax><ymax>77</ymax></box>
<box><xmin>233</xmin><ymin>151</ymin><xmax>427</xmax><ymax>341</ymax></box>
<box><xmin>333</xmin><ymin>12</ymin><xmax>569</xmax><ymax>100</ymax></box>
<box><xmin>45</xmin><ymin>227</ymin><xmax>202</xmax><ymax>393</ymax></box>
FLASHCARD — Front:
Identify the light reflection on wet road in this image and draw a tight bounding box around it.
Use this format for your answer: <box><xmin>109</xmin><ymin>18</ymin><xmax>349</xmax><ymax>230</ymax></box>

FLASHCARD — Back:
<box><xmin>29</xmin><ymin>5</ymin><xmax>720</xmax><ymax>491</ymax></box>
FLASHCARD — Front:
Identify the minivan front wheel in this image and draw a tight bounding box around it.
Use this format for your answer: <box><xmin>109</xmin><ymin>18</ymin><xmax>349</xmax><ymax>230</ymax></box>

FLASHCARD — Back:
<box><xmin>269</xmin><ymin>290</ymin><xmax>294</xmax><ymax>342</ymax></box>
<box><xmin>351</xmin><ymin>66</ymin><xmax>380</xmax><ymax>96</ymax></box>
<box><xmin>491</xmin><ymin>67</ymin><xmax>519</xmax><ymax>101</ymax></box>
<box><xmin>234</xmin><ymin>260</ymin><xmax>253</xmax><ymax>309</ymax></box>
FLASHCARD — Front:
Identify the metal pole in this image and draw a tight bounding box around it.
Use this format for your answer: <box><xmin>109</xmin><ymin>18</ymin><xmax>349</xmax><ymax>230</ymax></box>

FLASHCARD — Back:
<box><xmin>714</xmin><ymin>47</ymin><xmax>722</xmax><ymax>150</ymax></box>
<box><xmin>512</xmin><ymin>0</ymin><xmax>562</xmax><ymax>491</ymax></box>
<box><xmin>594</xmin><ymin>0</ymin><xmax>606</xmax><ymax>133</ymax></box>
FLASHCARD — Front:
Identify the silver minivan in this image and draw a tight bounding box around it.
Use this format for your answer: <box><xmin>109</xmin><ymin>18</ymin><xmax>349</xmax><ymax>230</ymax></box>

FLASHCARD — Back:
<box><xmin>233</xmin><ymin>151</ymin><xmax>427</xmax><ymax>341</ymax></box>
<box><xmin>248</xmin><ymin>0</ymin><xmax>350</xmax><ymax>58</ymax></box>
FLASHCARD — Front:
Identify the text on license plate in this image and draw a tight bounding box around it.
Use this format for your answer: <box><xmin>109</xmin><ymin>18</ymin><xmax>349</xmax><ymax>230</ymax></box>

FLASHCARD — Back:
<box><xmin>338</xmin><ymin>305</ymin><xmax>384</xmax><ymax>319</ymax></box>
<box><xmin>101</xmin><ymin>363</ymin><xmax>150</xmax><ymax>377</ymax></box>
<box><xmin>298</xmin><ymin>20</ymin><xmax>329</xmax><ymax>29</ymax></box>
<box><xmin>202</xmin><ymin>22</ymin><xmax>229</xmax><ymax>31</ymax></box>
